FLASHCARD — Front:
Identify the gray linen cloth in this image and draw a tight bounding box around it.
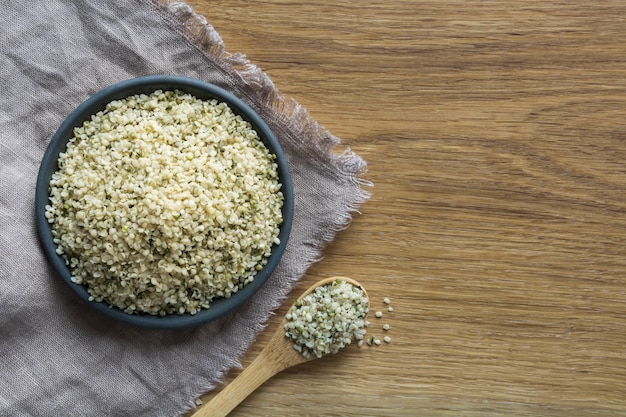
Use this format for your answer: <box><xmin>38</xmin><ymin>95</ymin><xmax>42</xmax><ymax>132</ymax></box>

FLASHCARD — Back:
<box><xmin>0</xmin><ymin>1</ymin><xmax>369</xmax><ymax>416</ymax></box>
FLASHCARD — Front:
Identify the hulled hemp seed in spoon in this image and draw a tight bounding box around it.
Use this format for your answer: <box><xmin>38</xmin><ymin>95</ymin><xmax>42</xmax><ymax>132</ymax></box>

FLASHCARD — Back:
<box><xmin>284</xmin><ymin>279</ymin><xmax>369</xmax><ymax>359</ymax></box>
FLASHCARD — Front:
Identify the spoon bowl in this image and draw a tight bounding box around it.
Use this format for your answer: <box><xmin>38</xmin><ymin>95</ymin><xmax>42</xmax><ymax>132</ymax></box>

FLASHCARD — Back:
<box><xmin>191</xmin><ymin>276</ymin><xmax>368</xmax><ymax>417</ymax></box>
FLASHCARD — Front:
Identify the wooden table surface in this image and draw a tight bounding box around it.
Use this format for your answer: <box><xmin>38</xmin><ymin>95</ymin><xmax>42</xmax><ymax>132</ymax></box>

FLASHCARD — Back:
<box><xmin>185</xmin><ymin>1</ymin><xmax>626</xmax><ymax>415</ymax></box>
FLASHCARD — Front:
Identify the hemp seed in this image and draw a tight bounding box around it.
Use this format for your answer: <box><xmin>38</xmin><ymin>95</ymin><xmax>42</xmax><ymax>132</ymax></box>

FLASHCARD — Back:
<box><xmin>46</xmin><ymin>90</ymin><xmax>284</xmax><ymax>316</ymax></box>
<box><xmin>284</xmin><ymin>279</ymin><xmax>369</xmax><ymax>359</ymax></box>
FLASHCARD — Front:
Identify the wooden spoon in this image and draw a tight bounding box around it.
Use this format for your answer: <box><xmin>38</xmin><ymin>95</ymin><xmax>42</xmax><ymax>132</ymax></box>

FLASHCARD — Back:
<box><xmin>190</xmin><ymin>276</ymin><xmax>368</xmax><ymax>417</ymax></box>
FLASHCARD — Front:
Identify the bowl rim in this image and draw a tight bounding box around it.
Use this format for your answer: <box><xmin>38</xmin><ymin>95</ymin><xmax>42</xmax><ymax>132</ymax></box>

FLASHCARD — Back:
<box><xmin>35</xmin><ymin>75</ymin><xmax>294</xmax><ymax>329</ymax></box>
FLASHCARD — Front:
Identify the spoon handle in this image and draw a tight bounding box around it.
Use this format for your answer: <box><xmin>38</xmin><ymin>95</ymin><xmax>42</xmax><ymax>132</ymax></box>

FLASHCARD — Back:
<box><xmin>191</xmin><ymin>321</ymin><xmax>309</xmax><ymax>417</ymax></box>
<box><xmin>190</xmin><ymin>349</ymin><xmax>279</xmax><ymax>417</ymax></box>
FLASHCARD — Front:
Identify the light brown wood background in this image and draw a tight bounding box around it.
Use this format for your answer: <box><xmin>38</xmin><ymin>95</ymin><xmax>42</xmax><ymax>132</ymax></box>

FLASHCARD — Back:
<box><xmin>184</xmin><ymin>1</ymin><xmax>626</xmax><ymax>415</ymax></box>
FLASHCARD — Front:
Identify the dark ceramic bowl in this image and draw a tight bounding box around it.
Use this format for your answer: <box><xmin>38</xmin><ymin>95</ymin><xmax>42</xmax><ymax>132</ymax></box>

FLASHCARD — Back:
<box><xmin>35</xmin><ymin>75</ymin><xmax>293</xmax><ymax>329</ymax></box>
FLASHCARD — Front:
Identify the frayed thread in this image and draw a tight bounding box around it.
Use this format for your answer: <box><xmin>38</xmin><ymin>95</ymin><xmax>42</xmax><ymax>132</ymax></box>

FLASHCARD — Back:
<box><xmin>149</xmin><ymin>1</ymin><xmax>371</xmax><ymax>414</ymax></box>
<box><xmin>151</xmin><ymin>0</ymin><xmax>370</xmax><ymax>183</ymax></box>
<box><xmin>154</xmin><ymin>0</ymin><xmax>372</xmax><ymax>244</ymax></box>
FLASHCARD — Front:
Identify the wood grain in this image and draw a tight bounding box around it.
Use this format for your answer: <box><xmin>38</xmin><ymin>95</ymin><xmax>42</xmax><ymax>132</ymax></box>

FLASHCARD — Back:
<box><xmin>184</xmin><ymin>1</ymin><xmax>626</xmax><ymax>415</ymax></box>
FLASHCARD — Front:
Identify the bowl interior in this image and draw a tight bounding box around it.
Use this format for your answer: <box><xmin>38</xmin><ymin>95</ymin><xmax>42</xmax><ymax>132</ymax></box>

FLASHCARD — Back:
<box><xmin>35</xmin><ymin>75</ymin><xmax>293</xmax><ymax>329</ymax></box>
